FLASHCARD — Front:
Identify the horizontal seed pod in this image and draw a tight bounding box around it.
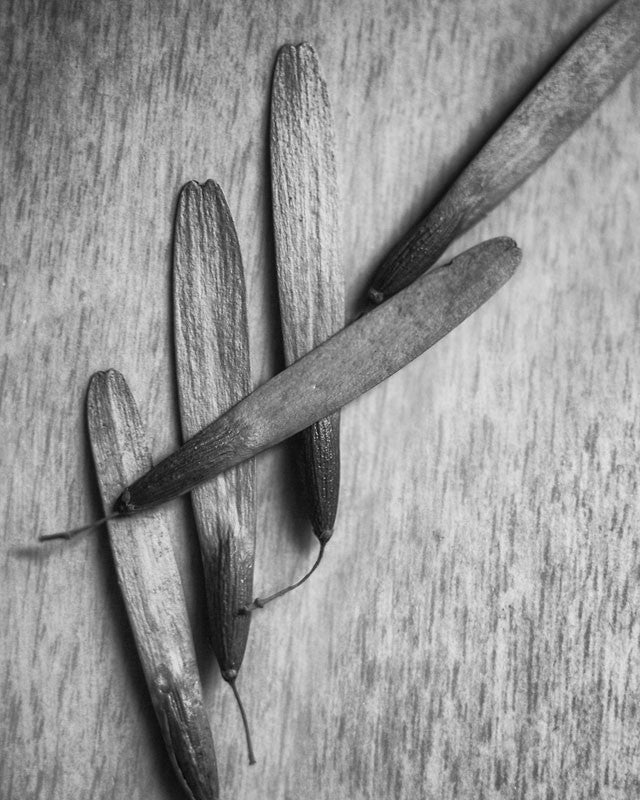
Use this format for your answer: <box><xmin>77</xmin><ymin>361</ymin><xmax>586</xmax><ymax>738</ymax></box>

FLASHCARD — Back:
<box><xmin>117</xmin><ymin>237</ymin><xmax>521</xmax><ymax>515</ymax></box>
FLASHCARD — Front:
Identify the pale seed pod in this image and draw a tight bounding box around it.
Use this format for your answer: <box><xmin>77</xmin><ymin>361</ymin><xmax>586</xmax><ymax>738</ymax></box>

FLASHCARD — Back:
<box><xmin>86</xmin><ymin>369</ymin><xmax>219</xmax><ymax>800</ymax></box>
<box><xmin>173</xmin><ymin>180</ymin><xmax>257</xmax><ymax>763</ymax></box>
<box><xmin>247</xmin><ymin>42</ymin><xmax>344</xmax><ymax>611</ymax></box>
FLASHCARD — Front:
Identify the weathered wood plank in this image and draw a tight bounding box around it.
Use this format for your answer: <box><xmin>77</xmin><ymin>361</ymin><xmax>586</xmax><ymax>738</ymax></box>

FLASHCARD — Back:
<box><xmin>2</xmin><ymin>0</ymin><xmax>640</xmax><ymax>798</ymax></box>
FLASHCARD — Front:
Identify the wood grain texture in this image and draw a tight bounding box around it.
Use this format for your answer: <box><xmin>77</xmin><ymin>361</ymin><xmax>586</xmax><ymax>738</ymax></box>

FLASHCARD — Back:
<box><xmin>173</xmin><ymin>180</ymin><xmax>255</xmax><ymax>686</ymax></box>
<box><xmin>87</xmin><ymin>370</ymin><xmax>218</xmax><ymax>800</ymax></box>
<box><xmin>3</xmin><ymin>0</ymin><xmax>640</xmax><ymax>798</ymax></box>
<box><xmin>122</xmin><ymin>238</ymin><xmax>520</xmax><ymax>512</ymax></box>
<box><xmin>367</xmin><ymin>0</ymin><xmax>640</xmax><ymax>302</ymax></box>
<box><xmin>271</xmin><ymin>42</ymin><xmax>344</xmax><ymax>544</ymax></box>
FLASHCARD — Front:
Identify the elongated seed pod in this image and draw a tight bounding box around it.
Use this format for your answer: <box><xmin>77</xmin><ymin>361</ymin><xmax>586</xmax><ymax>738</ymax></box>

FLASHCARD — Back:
<box><xmin>271</xmin><ymin>42</ymin><xmax>344</xmax><ymax>548</ymax></box>
<box><xmin>173</xmin><ymin>180</ymin><xmax>256</xmax><ymax>763</ymax></box>
<box><xmin>116</xmin><ymin>237</ymin><xmax>521</xmax><ymax>516</ymax></box>
<box><xmin>367</xmin><ymin>0</ymin><xmax>640</xmax><ymax>304</ymax></box>
<box><xmin>250</xmin><ymin>42</ymin><xmax>344</xmax><ymax>610</ymax></box>
<box><xmin>87</xmin><ymin>370</ymin><xmax>218</xmax><ymax>800</ymax></box>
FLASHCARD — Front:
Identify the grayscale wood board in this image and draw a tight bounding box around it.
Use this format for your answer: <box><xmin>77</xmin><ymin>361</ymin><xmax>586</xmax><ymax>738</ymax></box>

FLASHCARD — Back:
<box><xmin>2</xmin><ymin>1</ymin><xmax>640</xmax><ymax>798</ymax></box>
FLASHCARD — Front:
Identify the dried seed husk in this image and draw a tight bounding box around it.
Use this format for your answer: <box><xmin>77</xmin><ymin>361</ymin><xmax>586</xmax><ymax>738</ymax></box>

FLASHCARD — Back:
<box><xmin>87</xmin><ymin>369</ymin><xmax>218</xmax><ymax>800</ymax></box>
<box><xmin>271</xmin><ymin>42</ymin><xmax>344</xmax><ymax>548</ymax></box>
<box><xmin>173</xmin><ymin>180</ymin><xmax>256</xmax><ymax>763</ymax></box>
<box><xmin>117</xmin><ymin>236</ymin><xmax>521</xmax><ymax>515</ymax></box>
<box><xmin>241</xmin><ymin>42</ymin><xmax>343</xmax><ymax>611</ymax></box>
<box><xmin>367</xmin><ymin>0</ymin><xmax>640</xmax><ymax>303</ymax></box>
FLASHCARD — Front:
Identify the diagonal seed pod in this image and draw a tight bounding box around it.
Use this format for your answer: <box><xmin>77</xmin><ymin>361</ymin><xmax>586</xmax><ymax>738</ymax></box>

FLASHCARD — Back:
<box><xmin>86</xmin><ymin>369</ymin><xmax>218</xmax><ymax>800</ymax></box>
<box><xmin>173</xmin><ymin>179</ymin><xmax>257</xmax><ymax>764</ymax></box>
<box><xmin>366</xmin><ymin>0</ymin><xmax>640</xmax><ymax>304</ymax></box>
<box><xmin>115</xmin><ymin>237</ymin><xmax>521</xmax><ymax>516</ymax></box>
<box><xmin>260</xmin><ymin>41</ymin><xmax>344</xmax><ymax>608</ymax></box>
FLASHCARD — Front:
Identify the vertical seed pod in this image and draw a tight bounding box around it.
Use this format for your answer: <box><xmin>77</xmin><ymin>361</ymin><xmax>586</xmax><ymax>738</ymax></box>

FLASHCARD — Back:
<box><xmin>87</xmin><ymin>369</ymin><xmax>218</xmax><ymax>800</ymax></box>
<box><xmin>173</xmin><ymin>180</ymin><xmax>257</xmax><ymax>764</ymax></box>
<box><xmin>258</xmin><ymin>41</ymin><xmax>344</xmax><ymax>608</ymax></box>
<box><xmin>366</xmin><ymin>0</ymin><xmax>640</xmax><ymax>304</ymax></box>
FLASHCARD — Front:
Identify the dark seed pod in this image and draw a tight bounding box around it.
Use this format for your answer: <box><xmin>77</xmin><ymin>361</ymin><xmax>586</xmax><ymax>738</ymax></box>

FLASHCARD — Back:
<box><xmin>115</xmin><ymin>237</ymin><xmax>521</xmax><ymax>516</ymax></box>
<box><xmin>366</xmin><ymin>0</ymin><xmax>640</xmax><ymax>304</ymax></box>
<box><xmin>42</xmin><ymin>239</ymin><xmax>521</xmax><ymax>542</ymax></box>
<box><xmin>294</xmin><ymin>412</ymin><xmax>341</xmax><ymax>546</ymax></box>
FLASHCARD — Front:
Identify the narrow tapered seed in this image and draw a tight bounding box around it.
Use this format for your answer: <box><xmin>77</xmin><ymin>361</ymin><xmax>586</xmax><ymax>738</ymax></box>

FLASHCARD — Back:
<box><xmin>367</xmin><ymin>0</ymin><xmax>640</xmax><ymax>304</ymax></box>
<box><xmin>173</xmin><ymin>179</ymin><xmax>256</xmax><ymax>763</ymax></box>
<box><xmin>86</xmin><ymin>370</ymin><xmax>218</xmax><ymax>800</ymax></box>
<box><xmin>258</xmin><ymin>42</ymin><xmax>343</xmax><ymax>606</ymax></box>
<box><xmin>116</xmin><ymin>237</ymin><xmax>521</xmax><ymax>515</ymax></box>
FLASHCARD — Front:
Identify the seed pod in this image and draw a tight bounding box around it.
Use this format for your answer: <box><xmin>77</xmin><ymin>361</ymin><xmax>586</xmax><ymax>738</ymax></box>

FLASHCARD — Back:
<box><xmin>254</xmin><ymin>42</ymin><xmax>343</xmax><ymax>610</ymax></box>
<box><xmin>173</xmin><ymin>179</ymin><xmax>256</xmax><ymax>764</ymax></box>
<box><xmin>366</xmin><ymin>0</ymin><xmax>640</xmax><ymax>304</ymax></box>
<box><xmin>86</xmin><ymin>369</ymin><xmax>219</xmax><ymax>800</ymax></box>
<box><xmin>115</xmin><ymin>237</ymin><xmax>520</xmax><ymax>515</ymax></box>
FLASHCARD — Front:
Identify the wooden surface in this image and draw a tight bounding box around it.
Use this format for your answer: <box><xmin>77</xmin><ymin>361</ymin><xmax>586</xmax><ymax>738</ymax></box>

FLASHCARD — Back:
<box><xmin>2</xmin><ymin>1</ymin><xmax>640</xmax><ymax>798</ymax></box>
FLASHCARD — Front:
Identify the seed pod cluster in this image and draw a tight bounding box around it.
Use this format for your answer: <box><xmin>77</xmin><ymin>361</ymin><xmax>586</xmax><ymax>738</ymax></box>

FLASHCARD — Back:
<box><xmin>41</xmin><ymin>2</ymin><xmax>640</xmax><ymax>791</ymax></box>
<box><xmin>80</xmin><ymin>220</ymin><xmax>517</xmax><ymax>800</ymax></box>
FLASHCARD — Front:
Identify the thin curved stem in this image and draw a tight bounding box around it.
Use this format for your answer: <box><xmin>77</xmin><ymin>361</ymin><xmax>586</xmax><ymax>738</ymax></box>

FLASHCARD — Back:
<box><xmin>39</xmin><ymin>513</ymin><xmax>122</xmax><ymax>542</ymax></box>
<box><xmin>240</xmin><ymin>541</ymin><xmax>325</xmax><ymax>614</ymax></box>
<box><xmin>229</xmin><ymin>678</ymin><xmax>256</xmax><ymax>765</ymax></box>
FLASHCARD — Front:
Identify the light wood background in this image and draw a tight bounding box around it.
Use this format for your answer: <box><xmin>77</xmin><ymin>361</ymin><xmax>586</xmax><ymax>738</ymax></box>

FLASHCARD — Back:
<box><xmin>2</xmin><ymin>1</ymin><xmax>640</xmax><ymax>798</ymax></box>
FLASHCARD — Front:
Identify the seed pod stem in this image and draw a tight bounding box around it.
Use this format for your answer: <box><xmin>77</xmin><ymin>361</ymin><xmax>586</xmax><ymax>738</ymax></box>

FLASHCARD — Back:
<box><xmin>366</xmin><ymin>0</ymin><xmax>640</xmax><ymax>303</ymax></box>
<box><xmin>173</xmin><ymin>180</ymin><xmax>256</xmax><ymax>764</ymax></box>
<box><xmin>39</xmin><ymin>512</ymin><xmax>121</xmax><ymax>541</ymax></box>
<box><xmin>228</xmin><ymin>678</ymin><xmax>256</xmax><ymax>766</ymax></box>
<box><xmin>240</xmin><ymin>541</ymin><xmax>325</xmax><ymax>614</ymax></box>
